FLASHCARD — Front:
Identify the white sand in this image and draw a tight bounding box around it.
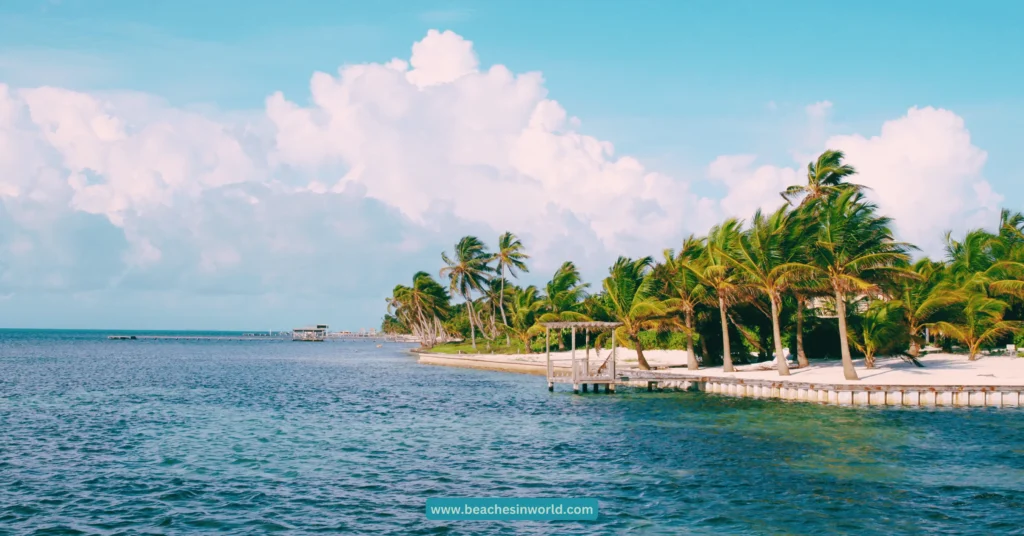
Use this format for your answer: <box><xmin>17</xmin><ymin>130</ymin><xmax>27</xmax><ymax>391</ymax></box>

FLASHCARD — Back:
<box><xmin>418</xmin><ymin>348</ymin><xmax>1024</xmax><ymax>386</ymax></box>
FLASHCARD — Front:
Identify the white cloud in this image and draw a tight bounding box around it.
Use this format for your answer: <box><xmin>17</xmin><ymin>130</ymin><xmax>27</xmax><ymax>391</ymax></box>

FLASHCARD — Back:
<box><xmin>805</xmin><ymin>100</ymin><xmax>833</xmax><ymax>120</ymax></box>
<box><xmin>828</xmin><ymin>106</ymin><xmax>997</xmax><ymax>255</ymax></box>
<box><xmin>0</xmin><ymin>30</ymin><xmax>717</xmax><ymax>327</ymax></box>
<box><xmin>712</xmin><ymin>104</ymin><xmax>1000</xmax><ymax>257</ymax></box>
<box><xmin>707</xmin><ymin>154</ymin><xmax>800</xmax><ymax>219</ymax></box>
<box><xmin>266</xmin><ymin>29</ymin><xmax>712</xmax><ymax>270</ymax></box>
<box><xmin>0</xmin><ymin>31</ymin><xmax>1007</xmax><ymax>328</ymax></box>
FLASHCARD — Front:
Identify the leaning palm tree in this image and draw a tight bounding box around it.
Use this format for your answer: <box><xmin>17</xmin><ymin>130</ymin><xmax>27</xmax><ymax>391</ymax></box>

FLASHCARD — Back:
<box><xmin>701</xmin><ymin>218</ymin><xmax>745</xmax><ymax>373</ymax></box>
<box><xmin>440</xmin><ymin>236</ymin><xmax>492</xmax><ymax>349</ymax></box>
<box><xmin>800</xmin><ymin>189</ymin><xmax>914</xmax><ymax>380</ymax></box>
<box><xmin>492</xmin><ymin>232</ymin><xmax>530</xmax><ymax>344</ymax></box>
<box><xmin>930</xmin><ymin>276</ymin><xmax>1022</xmax><ymax>360</ymax></box>
<box><xmin>781</xmin><ymin>149</ymin><xmax>862</xmax><ymax>207</ymax></box>
<box><xmin>602</xmin><ymin>256</ymin><xmax>680</xmax><ymax>371</ymax></box>
<box><xmin>730</xmin><ymin>206</ymin><xmax>806</xmax><ymax>376</ymax></box>
<box><xmin>386</xmin><ymin>271</ymin><xmax>452</xmax><ymax>348</ymax></box>
<box><xmin>540</xmin><ymin>261</ymin><xmax>590</xmax><ymax>350</ymax></box>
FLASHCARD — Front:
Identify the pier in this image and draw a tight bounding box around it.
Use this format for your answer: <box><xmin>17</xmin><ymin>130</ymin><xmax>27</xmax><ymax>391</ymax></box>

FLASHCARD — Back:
<box><xmin>543</xmin><ymin>321</ymin><xmax>621</xmax><ymax>394</ymax></box>
<box><xmin>532</xmin><ymin>325</ymin><xmax>1024</xmax><ymax>407</ymax></box>
<box><xmin>614</xmin><ymin>369</ymin><xmax>1024</xmax><ymax>408</ymax></box>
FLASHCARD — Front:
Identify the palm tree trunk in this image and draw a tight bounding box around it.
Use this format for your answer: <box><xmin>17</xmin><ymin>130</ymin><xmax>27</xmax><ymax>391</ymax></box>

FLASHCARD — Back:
<box><xmin>465</xmin><ymin>295</ymin><xmax>477</xmax><ymax>350</ymax></box>
<box><xmin>700</xmin><ymin>333</ymin><xmax>710</xmax><ymax>366</ymax></box>
<box><xmin>908</xmin><ymin>326</ymin><xmax>921</xmax><ymax>357</ymax></box>
<box><xmin>835</xmin><ymin>289</ymin><xmax>859</xmax><ymax>380</ymax></box>
<box><xmin>865</xmin><ymin>351</ymin><xmax>875</xmax><ymax>368</ymax></box>
<box><xmin>796</xmin><ymin>295</ymin><xmax>808</xmax><ymax>367</ymax></box>
<box><xmin>719</xmin><ymin>296</ymin><xmax>734</xmax><ymax>372</ymax></box>
<box><xmin>499</xmin><ymin>268</ymin><xmax>510</xmax><ymax>345</ymax></box>
<box><xmin>685</xmin><ymin>310</ymin><xmax>698</xmax><ymax>370</ymax></box>
<box><xmin>771</xmin><ymin>296</ymin><xmax>790</xmax><ymax>376</ymax></box>
<box><xmin>635</xmin><ymin>336</ymin><xmax>651</xmax><ymax>370</ymax></box>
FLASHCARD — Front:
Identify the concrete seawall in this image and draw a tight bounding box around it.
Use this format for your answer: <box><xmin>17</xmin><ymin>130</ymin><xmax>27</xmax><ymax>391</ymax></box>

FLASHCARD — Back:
<box><xmin>628</xmin><ymin>374</ymin><xmax>1023</xmax><ymax>408</ymax></box>
<box><xmin>417</xmin><ymin>351</ymin><xmax>1024</xmax><ymax>408</ymax></box>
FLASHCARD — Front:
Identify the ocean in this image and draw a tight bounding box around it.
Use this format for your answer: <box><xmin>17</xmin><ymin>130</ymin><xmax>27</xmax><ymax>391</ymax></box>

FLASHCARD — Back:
<box><xmin>1</xmin><ymin>330</ymin><xmax>1022</xmax><ymax>534</ymax></box>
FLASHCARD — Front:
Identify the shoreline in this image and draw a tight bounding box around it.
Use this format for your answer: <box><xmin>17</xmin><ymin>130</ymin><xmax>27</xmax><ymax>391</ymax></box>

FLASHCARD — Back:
<box><xmin>416</xmin><ymin>349</ymin><xmax>1024</xmax><ymax>407</ymax></box>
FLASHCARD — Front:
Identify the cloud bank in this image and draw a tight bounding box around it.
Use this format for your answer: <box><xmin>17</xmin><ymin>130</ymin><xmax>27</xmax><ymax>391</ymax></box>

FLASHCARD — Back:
<box><xmin>0</xmin><ymin>30</ymin><xmax>1005</xmax><ymax>328</ymax></box>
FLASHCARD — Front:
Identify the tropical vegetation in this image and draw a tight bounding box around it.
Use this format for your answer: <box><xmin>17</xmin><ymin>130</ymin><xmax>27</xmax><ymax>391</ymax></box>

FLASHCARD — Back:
<box><xmin>383</xmin><ymin>151</ymin><xmax>1024</xmax><ymax>379</ymax></box>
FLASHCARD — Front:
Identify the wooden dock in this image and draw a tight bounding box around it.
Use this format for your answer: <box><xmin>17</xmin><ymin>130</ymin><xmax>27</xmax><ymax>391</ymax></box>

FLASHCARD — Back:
<box><xmin>543</xmin><ymin>321</ymin><xmax>622</xmax><ymax>394</ymax></box>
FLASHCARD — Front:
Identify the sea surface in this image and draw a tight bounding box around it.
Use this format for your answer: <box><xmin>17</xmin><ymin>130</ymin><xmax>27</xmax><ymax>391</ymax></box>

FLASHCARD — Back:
<box><xmin>1</xmin><ymin>330</ymin><xmax>1023</xmax><ymax>535</ymax></box>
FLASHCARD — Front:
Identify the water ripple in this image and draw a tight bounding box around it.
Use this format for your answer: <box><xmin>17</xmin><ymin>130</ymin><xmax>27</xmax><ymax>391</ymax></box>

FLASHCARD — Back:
<box><xmin>1</xmin><ymin>331</ymin><xmax>1023</xmax><ymax>534</ymax></box>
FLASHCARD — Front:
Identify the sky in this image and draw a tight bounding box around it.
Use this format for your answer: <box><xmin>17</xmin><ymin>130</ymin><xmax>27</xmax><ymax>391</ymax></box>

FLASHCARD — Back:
<box><xmin>0</xmin><ymin>0</ymin><xmax>1021</xmax><ymax>330</ymax></box>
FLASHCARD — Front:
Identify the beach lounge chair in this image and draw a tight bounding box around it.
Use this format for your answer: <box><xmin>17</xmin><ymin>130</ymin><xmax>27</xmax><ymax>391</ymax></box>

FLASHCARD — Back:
<box><xmin>898</xmin><ymin>353</ymin><xmax>925</xmax><ymax>367</ymax></box>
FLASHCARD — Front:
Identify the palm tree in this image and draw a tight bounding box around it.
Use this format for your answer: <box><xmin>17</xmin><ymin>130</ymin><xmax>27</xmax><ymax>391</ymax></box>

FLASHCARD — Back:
<box><xmin>945</xmin><ymin>228</ymin><xmax>997</xmax><ymax>282</ymax></box>
<box><xmin>997</xmin><ymin>209</ymin><xmax>1024</xmax><ymax>260</ymax></box>
<box><xmin>851</xmin><ymin>300</ymin><xmax>905</xmax><ymax>368</ymax></box>
<box><xmin>492</xmin><ymin>232</ymin><xmax>530</xmax><ymax>344</ymax></box>
<box><xmin>930</xmin><ymin>276</ymin><xmax>1022</xmax><ymax>360</ymax></box>
<box><xmin>801</xmin><ymin>189</ymin><xmax>913</xmax><ymax>380</ymax></box>
<box><xmin>892</xmin><ymin>258</ymin><xmax>957</xmax><ymax>356</ymax></box>
<box><xmin>440</xmin><ymin>236</ymin><xmax>492</xmax><ymax>349</ymax></box>
<box><xmin>386</xmin><ymin>271</ymin><xmax>452</xmax><ymax>348</ymax></box>
<box><xmin>506</xmin><ymin>285</ymin><xmax>545</xmax><ymax>351</ymax></box>
<box><xmin>786</xmin><ymin>204</ymin><xmax>829</xmax><ymax>368</ymax></box>
<box><xmin>945</xmin><ymin>226</ymin><xmax>1024</xmax><ymax>301</ymax></box>
<box><xmin>781</xmin><ymin>149</ymin><xmax>862</xmax><ymax>207</ymax></box>
<box><xmin>602</xmin><ymin>256</ymin><xmax>680</xmax><ymax>371</ymax></box>
<box><xmin>479</xmin><ymin>276</ymin><xmax>510</xmax><ymax>339</ymax></box>
<box><xmin>701</xmin><ymin>218</ymin><xmax>745</xmax><ymax>373</ymax></box>
<box><xmin>540</xmin><ymin>261</ymin><xmax>590</xmax><ymax>350</ymax></box>
<box><xmin>731</xmin><ymin>206</ymin><xmax>805</xmax><ymax>376</ymax></box>
<box><xmin>657</xmin><ymin>236</ymin><xmax>707</xmax><ymax>370</ymax></box>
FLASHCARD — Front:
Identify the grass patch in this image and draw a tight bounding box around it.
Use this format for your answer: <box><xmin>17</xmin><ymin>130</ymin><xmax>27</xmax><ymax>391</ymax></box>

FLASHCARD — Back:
<box><xmin>426</xmin><ymin>340</ymin><xmax>533</xmax><ymax>355</ymax></box>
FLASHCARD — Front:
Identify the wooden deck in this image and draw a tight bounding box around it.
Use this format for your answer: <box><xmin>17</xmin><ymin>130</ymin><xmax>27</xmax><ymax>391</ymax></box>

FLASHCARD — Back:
<box><xmin>544</xmin><ymin>322</ymin><xmax>621</xmax><ymax>393</ymax></box>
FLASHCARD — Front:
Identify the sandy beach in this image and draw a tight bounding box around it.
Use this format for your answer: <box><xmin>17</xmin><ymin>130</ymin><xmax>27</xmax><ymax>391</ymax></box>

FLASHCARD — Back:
<box><xmin>418</xmin><ymin>348</ymin><xmax>1024</xmax><ymax>387</ymax></box>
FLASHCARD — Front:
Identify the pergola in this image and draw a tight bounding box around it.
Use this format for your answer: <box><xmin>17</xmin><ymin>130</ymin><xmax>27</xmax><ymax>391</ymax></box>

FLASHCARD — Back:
<box><xmin>541</xmin><ymin>321</ymin><xmax>623</xmax><ymax>393</ymax></box>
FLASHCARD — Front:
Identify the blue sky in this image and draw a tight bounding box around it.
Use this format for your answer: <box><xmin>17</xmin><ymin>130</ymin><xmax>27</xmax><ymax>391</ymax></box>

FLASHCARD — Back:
<box><xmin>0</xmin><ymin>1</ymin><xmax>1021</xmax><ymax>329</ymax></box>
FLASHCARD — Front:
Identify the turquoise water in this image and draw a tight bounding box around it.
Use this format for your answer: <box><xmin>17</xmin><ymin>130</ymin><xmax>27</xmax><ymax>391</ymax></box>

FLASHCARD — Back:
<box><xmin>1</xmin><ymin>330</ymin><xmax>1023</xmax><ymax>535</ymax></box>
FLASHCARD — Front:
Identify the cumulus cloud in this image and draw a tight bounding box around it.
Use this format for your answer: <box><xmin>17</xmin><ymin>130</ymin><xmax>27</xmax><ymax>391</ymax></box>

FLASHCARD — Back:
<box><xmin>712</xmin><ymin>105</ymin><xmax>999</xmax><ymax>257</ymax></box>
<box><xmin>265</xmin><ymin>30</ymin><xmax>712</xmax><ymax>272</ymax></box>
<box><xmin>707</xmin><ymin>154</ymin><xmax>800</xmax><ymax>219</ymax></box>
<box><xmin>828</xmin><ymin>106</ymin><xmax>998</xmax><ymax>255</ymax></box>
<box><xmin>0</xmin><ymin>31</ymin><xmax>1006</xmax><ymax>328</ymax></box>
<box><xmin>0</xmin><ymin>30</ymin><xmax>716</xmax><ymax>327</ymax></box>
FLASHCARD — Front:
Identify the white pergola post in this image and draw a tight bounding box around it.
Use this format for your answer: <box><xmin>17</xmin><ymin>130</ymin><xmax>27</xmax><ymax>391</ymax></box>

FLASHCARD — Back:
<box><xmin>546</xmin><ymin>327</ymin><xmax>552</xmax><ymax>391</ymax></box>
<box><xmin>584</xmin><ymin>329</ymin><xmax>590</xmax><ymax>377</ymax></box>
<box><xmin>571</xmin><ymin>325</ymin><xmax>578</xmax><ymax>393</ymax></box>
